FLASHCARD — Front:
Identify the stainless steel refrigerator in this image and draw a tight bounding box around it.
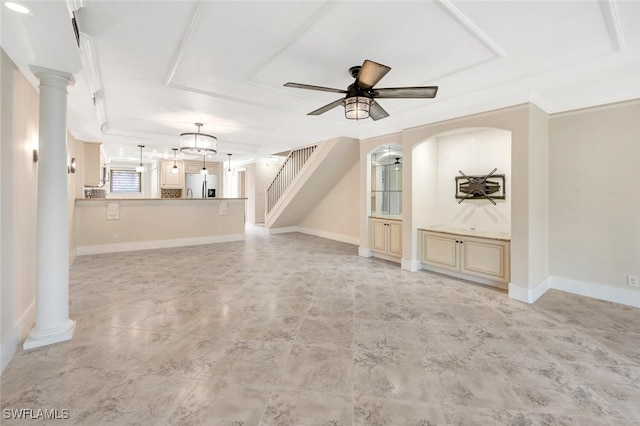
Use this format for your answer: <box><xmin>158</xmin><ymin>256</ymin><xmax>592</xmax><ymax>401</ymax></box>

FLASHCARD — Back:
<box><xmin>185</xmin><ymin>173</ymin><xmax>219</xmax><ymax>198</ymax></box>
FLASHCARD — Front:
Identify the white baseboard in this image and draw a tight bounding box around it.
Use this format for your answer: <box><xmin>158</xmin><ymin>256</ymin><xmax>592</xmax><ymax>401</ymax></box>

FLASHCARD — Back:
<box><xmin>266</xmin><ymin>226</ymin><xmax>359</xmax><ymax>246</ymax></box>
<box><xmin>358</xmin><ymin>246</ymin><xmax>372</xmax><ymax>257</ymax></box>
<box><xmin>76</xmin><ymin>233</ymin><xmax>245</xmax><ymax>256</ymax></box>
<box><xmin>266</xmin><ymin>226</ymin><xmax>298</xmax><ymax>235</ymax></box>
<box><xmin>509</xmin><ymin>277</ymin><xmax>551</xmax><ymax>303</ymax></box>
<box><xmin>1</xmin><ymin>299</ymin><xmax>35</xmax><ymax>374</ymax></box>
<box><xmin>369</xmin><ymin>251</ymin><xmax>401</xmax><ymax>264</ymax></box>
<box><xmin>509</xmin><ymin>276</ymin><xmax>639</xmax><ymax>308</ymax></box>
<box><xmin>296</xmin><ymin>226</ymin><xmax>359</xmax><ymax>246</ymax></box>
<box><xmin>550</xmin><ymin>276</ymin><xmax>640</xmax><ymax>308</ymax></box>
<box><xmin>401</xmin><ymin>259</ymin><xmax>421</xmax><ymax>272</ymax></box>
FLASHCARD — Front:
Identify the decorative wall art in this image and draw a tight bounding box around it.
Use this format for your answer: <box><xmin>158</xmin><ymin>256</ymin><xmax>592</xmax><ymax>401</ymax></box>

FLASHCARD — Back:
<box><xmin>455</xmin><ymin>168</ymin><xmax>506</xmax><ymax>205</ymax></box>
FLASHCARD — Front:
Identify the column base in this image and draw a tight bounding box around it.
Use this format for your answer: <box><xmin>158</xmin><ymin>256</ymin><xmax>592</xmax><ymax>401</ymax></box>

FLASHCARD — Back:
<box><xmin>23</xmin><ymin>319</ymin><xmax>76</xmax><ymax>350</ymax></box>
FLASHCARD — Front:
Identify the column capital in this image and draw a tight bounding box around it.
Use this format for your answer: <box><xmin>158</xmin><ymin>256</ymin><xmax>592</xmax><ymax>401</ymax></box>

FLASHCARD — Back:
<box><xmin>29</xmin><ymin>65</ymin><xmax>75</xmax><ymax>88</ymax></box>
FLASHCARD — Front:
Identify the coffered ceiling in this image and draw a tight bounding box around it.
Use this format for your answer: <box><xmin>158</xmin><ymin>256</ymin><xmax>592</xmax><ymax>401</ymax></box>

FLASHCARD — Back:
<box><xmin>2</xmin><ymin>0</ymin><xmax>639</xmax><ymax>166</ymax></box>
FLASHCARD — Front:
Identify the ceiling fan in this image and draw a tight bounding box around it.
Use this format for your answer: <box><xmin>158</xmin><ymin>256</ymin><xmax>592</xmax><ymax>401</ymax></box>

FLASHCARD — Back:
<box><xmin>284</xmin><ymin>59</ymin><xmax>438</xmax><ymax>121</ymax></box>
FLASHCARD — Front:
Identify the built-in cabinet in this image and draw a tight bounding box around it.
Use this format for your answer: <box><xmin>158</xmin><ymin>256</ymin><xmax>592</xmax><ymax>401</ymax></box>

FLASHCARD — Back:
<box><xmin>419</xmin><ymin>228</ymin><xmax>510</xmax><ymax>287</ymax></box>
<box><xmin>83</xmin><ymin>142</ymin><xmax>103</xmax><ymax>187</ymax></box>
<box><xmin>371</xmin><ymin>144</ymin><xmax>402</xmax><ymax>216</ymax></box>
<box><xmin>368</xmin><ymin>144</ymin><xmax>403</xmax><ymax>264</ymax></box>
<box><xmin>160</xmin><ymin>160</ymin><xmax>184</xmax><ymax>189</ymax></box>
<box><xmin>370</xmin><ymin>217</ymin><xmax>402</xmax><ymax>261</ymax></box>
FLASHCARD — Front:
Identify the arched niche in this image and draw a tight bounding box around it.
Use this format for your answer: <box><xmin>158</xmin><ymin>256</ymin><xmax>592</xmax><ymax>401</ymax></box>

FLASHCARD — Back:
<box><xmin>412</xmin><ymin>127</ymin><xmax>512</xmax><ymax>234</ymax></box>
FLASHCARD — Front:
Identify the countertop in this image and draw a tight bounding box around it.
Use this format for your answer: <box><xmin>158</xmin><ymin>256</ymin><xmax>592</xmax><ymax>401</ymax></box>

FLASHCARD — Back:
<box><xmin>418</xmin><ymin>225</ymin><xmax>511</xmax><ymax>241</ymax></box>
<box><xmin>369</xmin><ymin>214</ymin><xmax>403</xmax><ymax>221</ymax></box>
<box><xmin>76</xmin><ymin>197</ymin><xmax>247</xmax><ymax>205</ymax></box>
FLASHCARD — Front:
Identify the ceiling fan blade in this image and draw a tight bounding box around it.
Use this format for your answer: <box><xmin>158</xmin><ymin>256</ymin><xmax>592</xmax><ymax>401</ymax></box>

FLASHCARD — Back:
<box><xmin>284</xmin><ymin>82</ymin><xmax>347</xmax><ymax>94</ymax></box>
<box><xmin>356</xmin><ymin>60</ymin><xmax>391</xmax><ymax>89</ymax></box>
<box><xmin>372</xmin><ymin>86</ymin><xmax>438</xmax><ymax>98</ymax></box>
<box><xmin>308</xmin><ymin>98</ymin><xmax>344</xmax><ymax>116</ymax></box>
<box><xmin>369</xmin><ymin>101</ymin><xmax>390</xmax><ymax>121</ymax></box>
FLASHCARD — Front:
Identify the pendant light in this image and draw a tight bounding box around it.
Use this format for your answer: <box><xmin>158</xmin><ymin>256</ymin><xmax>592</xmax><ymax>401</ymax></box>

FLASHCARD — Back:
<box><xmin>135</xmin><ymin>145</ymin><xmax>145</xmax><ymax>172</ymax></box>
<box><xmin>226</xmin><ymin>153</ymin><xmax>232</xmax><ymax>175</ymax></box>
<box><xmin>170</xmin><ymin>148</ymin><xmax>179</xmax><ymax>174</ymax></box>
<box><xmin>200</xmin><ymin>153</ymin><xmax>208</xmax><ymax>175</ymax></box>
<box><xmin>180</xmin><ymin>123</ymin><xmax>217</xmax><ymax>155</ymax></box>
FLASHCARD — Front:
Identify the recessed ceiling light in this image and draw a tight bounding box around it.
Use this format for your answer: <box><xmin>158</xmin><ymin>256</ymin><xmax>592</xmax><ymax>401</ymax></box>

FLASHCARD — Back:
<box><xmin>4</xmin><ymin>1</ymin><xmax>34</xmax><ymax>15</ymax></box>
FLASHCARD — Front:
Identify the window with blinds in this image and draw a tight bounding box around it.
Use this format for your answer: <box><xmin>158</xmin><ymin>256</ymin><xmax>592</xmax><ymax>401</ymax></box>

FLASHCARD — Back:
<box><xmin>110</xmin><ymin>170</ymin><xmax>141</xmax><ymax>193</ymax></box>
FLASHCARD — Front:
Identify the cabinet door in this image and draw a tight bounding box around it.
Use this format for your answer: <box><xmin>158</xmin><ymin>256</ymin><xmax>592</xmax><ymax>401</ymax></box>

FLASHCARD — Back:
<box><xmin>160</xmin><ymin>161</ymin><xmax>184</xmax><ymax>189</ymax></box>
<box><xmin>388</xmin><ymin>220</ymin><xmax>403</xmax><ymax>256</ymax></box>
<box><xmin>460</xmin><ymin>237</ymin><xmax>510</xmax><ymax>282</ymax></box>
<box><xmin>421</xmin><ymin>232</ymin><xmax>458</xmax><ymax>271</ymax></box>
<box><xmin>185</xmin><ymin>162</ymin><xmax>202</xmax><ymax>174</ymax></box>
<box><xmin>370</xmin><ymin>219</ymin><xmax>387</xmax><ymax>253</ymax></box>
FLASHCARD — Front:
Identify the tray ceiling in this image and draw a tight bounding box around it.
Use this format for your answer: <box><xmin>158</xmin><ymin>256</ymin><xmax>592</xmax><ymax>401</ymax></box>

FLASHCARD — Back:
<box><xmin>2</xmin><ymin>0</ymin><xmax>639</xmax><ymax>164</ymax></box>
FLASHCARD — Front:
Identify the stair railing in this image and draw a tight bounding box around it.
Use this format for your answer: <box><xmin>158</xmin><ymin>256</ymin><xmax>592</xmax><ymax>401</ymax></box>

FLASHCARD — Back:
<box><xmin>265</xmin><ymin>144</ymin><xmax>317</xmax><ymax>215</ymax></box>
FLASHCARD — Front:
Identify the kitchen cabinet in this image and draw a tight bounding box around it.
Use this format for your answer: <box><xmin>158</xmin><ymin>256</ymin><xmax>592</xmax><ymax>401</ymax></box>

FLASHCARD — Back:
<box><xmin>160</xmin><ymin>160</ymin><xmax>184</xmax><ymax>189</ymax></box>
<box><xmin>370</xmin><ymin>217</ymin><xmax>402</xmax><ymax>261</ymax></box>
<box><xmin>83</xmin><ymin>142</ymin><xmax>102</xmax><ymax>187</ymax></box>
<box><xmin>419</xmin><ymin>229</ymin><xmax>510</xmax><ymax>286</ymax></box>
<box><xmin>185</xmin><ymin>160</ymin><xmax>220</xmax><ymax>175</ymax></box>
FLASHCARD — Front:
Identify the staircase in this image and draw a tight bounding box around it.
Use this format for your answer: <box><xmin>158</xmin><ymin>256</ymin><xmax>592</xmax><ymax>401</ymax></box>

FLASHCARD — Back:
<box><xmin>265</xmin><ymin>144</ymin><xmax>317</xmax><ymax>216</ymax></box>
<box><xmin>264</xmin><ymin>137</ymin><xmax>359</xmax><ymax>230</ymax></box>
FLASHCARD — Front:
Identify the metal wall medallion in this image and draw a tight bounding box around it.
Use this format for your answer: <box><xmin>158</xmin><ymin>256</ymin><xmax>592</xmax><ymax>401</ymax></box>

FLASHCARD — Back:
<box><xmin>455</xmin><ymin>168</ymin><xmax>505</xmax><ymax>205</ymax></box>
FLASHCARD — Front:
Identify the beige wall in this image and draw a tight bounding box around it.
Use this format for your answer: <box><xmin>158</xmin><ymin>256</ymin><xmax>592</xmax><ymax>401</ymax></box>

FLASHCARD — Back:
<box><xmin>527</xmin><ymin>105</ymin><xmax>550</xmax><ymax>288</ymax></box>
<box><xmin>1</xmin><ymin>49</ymin><xmax>39</xmax><ymax>372</ymax></box>
<box><xmin>67</xmin><ymin>133</ymin><xmax>81</xmax><ymax>265</ymax></box>
<box><xmin>245</xmin><ymin>160</ymin><xmax>279</xmax><ymax>224</ymax></box>
<box><xmin>298</xmin><ymin>160</ymin><xmax>360</xmax><ymax>243</ymax></box>
<box><xmin>549</xmin><ymin>100</ymin><xmax>640</xmax><ymax>292</ymax></box>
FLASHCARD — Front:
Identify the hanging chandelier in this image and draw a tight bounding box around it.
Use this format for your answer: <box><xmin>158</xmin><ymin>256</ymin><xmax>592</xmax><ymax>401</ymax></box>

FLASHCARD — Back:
<box><xmin>179</xmin><ymin>122</ymin><xmax>217</xmax><ymax>155</ymax></box>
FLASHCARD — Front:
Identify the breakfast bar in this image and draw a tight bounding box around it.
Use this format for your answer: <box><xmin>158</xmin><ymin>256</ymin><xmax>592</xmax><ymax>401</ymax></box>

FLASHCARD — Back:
<box><xmin>75</xmin><ymin>198</ymin><xmax>246</xmax><ymax>255</ymax></box>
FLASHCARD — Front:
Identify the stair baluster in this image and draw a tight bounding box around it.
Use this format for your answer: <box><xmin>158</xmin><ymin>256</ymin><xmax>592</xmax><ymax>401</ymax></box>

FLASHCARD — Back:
<box><xmin>265</xmin><ymin>144</ymin><xmax>317</xmax><ymax>215</ymax></box>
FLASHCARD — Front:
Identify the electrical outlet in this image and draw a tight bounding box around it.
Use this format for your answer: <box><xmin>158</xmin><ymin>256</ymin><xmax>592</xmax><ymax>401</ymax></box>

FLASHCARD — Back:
<box><xmin>628</xmin><ymin>275</ymin><xmax>639</xmax><ymax>288</ymax></box>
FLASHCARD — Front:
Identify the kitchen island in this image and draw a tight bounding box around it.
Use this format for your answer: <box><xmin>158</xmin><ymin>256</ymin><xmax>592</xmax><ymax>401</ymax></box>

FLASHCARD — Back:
<box><xmin>75</xmin><ymin>198</ymin><xmax>246</xmax><ymax>255</ymax></box>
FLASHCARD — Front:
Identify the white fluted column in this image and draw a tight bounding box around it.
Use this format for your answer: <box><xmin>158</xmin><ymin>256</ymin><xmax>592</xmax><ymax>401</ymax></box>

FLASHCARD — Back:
<box><xmin>23</xmin><ymin>66</ymin><xmax>76</xmax><ymax>350</ymax></box>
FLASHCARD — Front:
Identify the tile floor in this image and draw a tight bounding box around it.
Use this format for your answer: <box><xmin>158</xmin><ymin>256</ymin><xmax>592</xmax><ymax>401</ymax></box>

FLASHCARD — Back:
<box><xmin>1</xmin><ymin>230</ymin><xmax>639</xmax><ymax>425</ymax></box>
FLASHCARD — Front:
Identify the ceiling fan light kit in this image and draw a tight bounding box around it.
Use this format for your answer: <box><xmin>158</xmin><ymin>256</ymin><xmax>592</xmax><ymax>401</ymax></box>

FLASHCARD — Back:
<box><xmin>284</xmin><ymin>59</ymin><xmax>438</xmax><ymax>121</ymax></box>
<box><xmin>180</xmin><ymin>122</ymin><xmax>217</xmax><ymax>155</ymax></box>
<box><xmin>344</xmin><ymin>96</ymin><xmax>371</xmax><ymax>120</ymax></box>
